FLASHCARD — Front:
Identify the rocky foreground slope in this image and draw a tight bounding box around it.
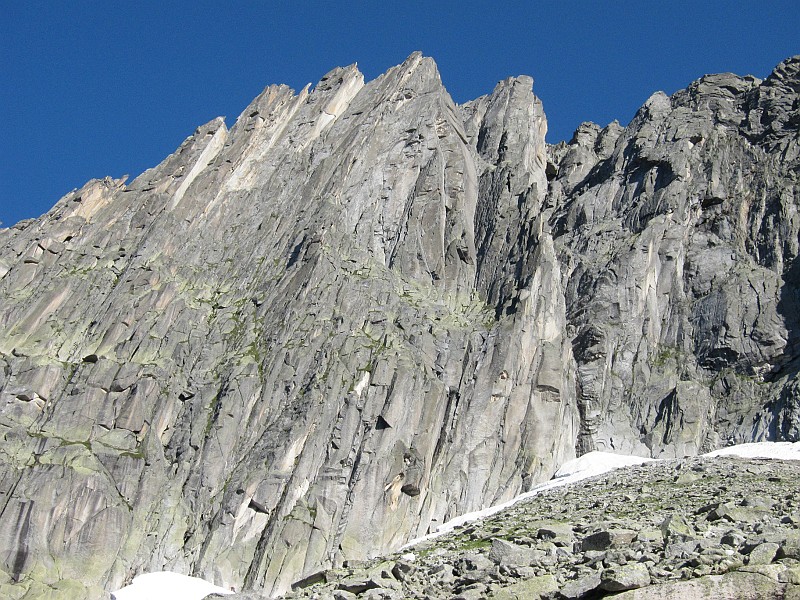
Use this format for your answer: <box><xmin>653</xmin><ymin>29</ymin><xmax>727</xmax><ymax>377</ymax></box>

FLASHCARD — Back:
<box><xmin>218</xmin><ymin>455</ymin><xmax>800</xmax><ymax>599</ymax></box>
<box><xmin>0</xmin><ymin>53</ymin><xmax>798</xmax><ymax>598</ymax></box>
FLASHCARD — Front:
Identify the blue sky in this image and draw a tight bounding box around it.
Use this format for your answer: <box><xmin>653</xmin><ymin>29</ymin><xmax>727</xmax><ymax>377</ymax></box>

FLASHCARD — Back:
<box><xmin>2</xmin><ymin>1</ymin><xmax>798</xmax><ymax>227</ymax></box>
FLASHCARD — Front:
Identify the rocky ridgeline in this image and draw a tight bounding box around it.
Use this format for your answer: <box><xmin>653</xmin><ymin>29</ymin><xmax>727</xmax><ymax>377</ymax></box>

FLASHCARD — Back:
<box><xmin>222</xmin><ymin>457</ymin><xmax>800</xmax><ymax>599</ymax></box>
<box><xmin>0</xmin><ymin>52</ymin><xmax>799</xmax><ymax>598</ymax></box>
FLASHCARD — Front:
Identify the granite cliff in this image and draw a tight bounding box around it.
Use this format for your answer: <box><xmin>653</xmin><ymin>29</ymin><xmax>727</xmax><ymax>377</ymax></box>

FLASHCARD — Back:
<box><xmin>0</xmin><ymin>53</ymin><xmax>798</xmax><ymax>598</ymax></box>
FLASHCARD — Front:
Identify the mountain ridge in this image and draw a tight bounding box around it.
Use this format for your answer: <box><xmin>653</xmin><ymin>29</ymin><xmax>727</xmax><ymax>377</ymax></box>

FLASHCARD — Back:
<box><xmin>0</xmin><ymin>52</ymin><xmax>798</xmax><ymax>599</ymax></box>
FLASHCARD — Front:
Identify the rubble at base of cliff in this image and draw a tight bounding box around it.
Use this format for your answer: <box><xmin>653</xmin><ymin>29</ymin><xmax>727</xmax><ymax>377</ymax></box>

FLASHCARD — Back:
<box><xmin>222</xmin><ymin>456</ymin><xmax>800</xmax><ymax>599</ymax></box>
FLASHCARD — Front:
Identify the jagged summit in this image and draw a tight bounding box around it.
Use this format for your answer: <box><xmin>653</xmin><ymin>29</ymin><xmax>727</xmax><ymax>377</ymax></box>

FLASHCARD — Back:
<box><xmin>0</xmin><ymin>54</ymin><xmax>798</xmax><ymax>599</ymax></box>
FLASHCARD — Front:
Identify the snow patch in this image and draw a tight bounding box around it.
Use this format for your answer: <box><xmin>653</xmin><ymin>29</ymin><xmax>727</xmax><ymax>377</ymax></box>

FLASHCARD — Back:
<box><xmin>703</xmin><ymin>441</ymin><xmax>800</xmax><ymax>460</ymax></box>
<box><xmin>111</xmin><ymin>571</ymin><xmax>233</xmax><ymax>600</ymax></box>
<box><xmin>553</xmin><ymin>451</ymin><xmax>654</xmax><ymax>479</ymax></box>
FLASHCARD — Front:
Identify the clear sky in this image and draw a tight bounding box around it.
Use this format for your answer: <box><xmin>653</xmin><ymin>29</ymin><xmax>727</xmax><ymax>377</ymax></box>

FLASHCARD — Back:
<box><xmin>2</xmin><ymin>1</ymin><xmax>798</xmax><ymax>227</ymax></box>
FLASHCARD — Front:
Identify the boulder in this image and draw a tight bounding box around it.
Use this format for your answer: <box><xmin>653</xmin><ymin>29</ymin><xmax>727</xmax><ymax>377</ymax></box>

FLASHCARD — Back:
<box><xmin>600</xmin><ymin>563</ymin><xmax>651</xmax><ymax>592</ymax></box>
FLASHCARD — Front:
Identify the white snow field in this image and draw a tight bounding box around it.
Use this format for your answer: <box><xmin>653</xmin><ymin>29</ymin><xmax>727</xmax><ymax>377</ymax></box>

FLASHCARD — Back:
<box><xmin>110</xmin><ymin>441</ymin><xmax>800</xmax><ymax>599</ymax></box>
<box><xmin>110</xmin><ymin>571</ymin><xmax>233</xmax><ymax>599</ymax></box>
<box><xmin>704</xmin><ymin>440</ymin><xmax>800</xmax><ymax>460</ymax></box>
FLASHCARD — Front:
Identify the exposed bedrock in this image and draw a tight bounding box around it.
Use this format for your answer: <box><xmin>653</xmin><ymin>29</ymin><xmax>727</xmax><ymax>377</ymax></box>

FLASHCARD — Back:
<box><xmin>0</xmin><ymin>53</ymin><xmax>798</xmax><ymax>597</ymax></box>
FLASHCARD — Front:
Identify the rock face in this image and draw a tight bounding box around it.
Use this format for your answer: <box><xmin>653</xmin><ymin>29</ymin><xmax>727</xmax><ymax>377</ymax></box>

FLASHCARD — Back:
<box><xmin>0</xmin><ymin>52</ymin><xmax>797</xmax><ymax>598</ymax></box>
<box><xmin>548</xmin><ymin>57</ymin><xmax>800</xmax><ymax>457</ymax></box>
